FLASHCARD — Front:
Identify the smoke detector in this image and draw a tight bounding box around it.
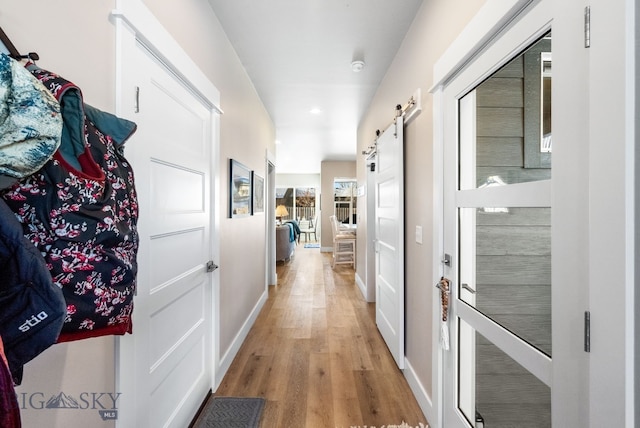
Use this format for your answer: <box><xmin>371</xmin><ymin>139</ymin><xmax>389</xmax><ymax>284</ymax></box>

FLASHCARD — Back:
<box><xmin>351</xmin><ymin>60</ymin><xmax>365</xmax><ymax>72</ymax></box>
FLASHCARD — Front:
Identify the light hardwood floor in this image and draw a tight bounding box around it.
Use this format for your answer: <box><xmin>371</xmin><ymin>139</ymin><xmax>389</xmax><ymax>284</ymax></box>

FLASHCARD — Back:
<box><xmin>214</xmin><ymin>245</ymin><xmax>429</xmax><ymax>428</ymax></box>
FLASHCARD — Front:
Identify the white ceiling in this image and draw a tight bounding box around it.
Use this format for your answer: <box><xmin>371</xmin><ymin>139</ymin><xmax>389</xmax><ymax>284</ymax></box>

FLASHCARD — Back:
<box><xmin>207</xmin><ymin>0</ymin><xmax>424</xmax><ymax>174</ymax></box>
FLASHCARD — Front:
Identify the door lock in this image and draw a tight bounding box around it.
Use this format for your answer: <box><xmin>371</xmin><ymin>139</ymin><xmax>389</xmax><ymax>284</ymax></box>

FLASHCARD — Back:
<box><xmin>441</xmin><ymin>253</ymin><xmax>451</xmax><ymax>266</ymax></box>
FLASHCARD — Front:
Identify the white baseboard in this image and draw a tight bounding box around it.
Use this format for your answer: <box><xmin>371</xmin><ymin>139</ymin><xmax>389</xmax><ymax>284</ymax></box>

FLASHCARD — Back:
<box><xmin>355</xmin><ymin>272</ymin><xmax>376</xmax><ymax>302</ymax></box>
<box><xmin>355</xmin><ymin>272</ymin><xmax>367</xmax><ymax>300</ymax></box>
<box><xmin>320</xmin><ymin>246</ymin><xmax>333</xmax><ymax>253</ymax></box>
<box><xmin>214</xmin><ymin>288</ymin><xmax>268</xmax><ymax>388</ymax></box>
<box><xmin>404</xmin><ymin>357</ymin><xmax>435</xmax><ymax>426</ymax></box>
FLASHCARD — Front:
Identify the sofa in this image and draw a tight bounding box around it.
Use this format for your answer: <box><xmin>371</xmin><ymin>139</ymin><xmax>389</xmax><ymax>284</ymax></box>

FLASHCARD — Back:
<box><xmin>276</xmin><ymin>224</ymin><xmax>295</xmax><ymax>261</ymax></box>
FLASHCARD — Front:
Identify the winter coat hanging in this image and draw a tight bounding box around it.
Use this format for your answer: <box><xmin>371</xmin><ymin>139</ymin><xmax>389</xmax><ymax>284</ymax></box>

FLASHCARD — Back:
<box><xmin>1</xmin><ymin>65</ymin><xmax>139</xmax><ymax>342</ymax></box>
<box><xmin>0</xmin><ymin>53</ymin><xmax>62</xmax><ymax>188</ymax></box>
<box><xmin>0</xmin><ymin>198</ymin><xmax>66</xmax><ymax>384</ymax></box>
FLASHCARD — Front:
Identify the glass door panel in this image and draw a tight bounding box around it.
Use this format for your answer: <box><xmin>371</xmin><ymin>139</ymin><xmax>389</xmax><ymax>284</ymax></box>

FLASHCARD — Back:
<box><xmin>334</xmin><ymin>179</ymin><xmax>356</xmax><ymax>225</ymax></box>
<box><xmin>460</xmin><ymin>33</ymin><xmax>553</xmax><ymax>191</ymax></box>
<box><xmin>458</xmin><ymin>318</ymin><xmax>551</xmax><ymax>427</ymax></box>
<box><xmin>295</xmin><ymin>187</ymin><xmax>316</xmax><ymax>221</ymax></box>
<box><xmin>459</xmin><ymin>207</ymin><xmax>551</xmax><ymax>356</ymax></box>
<box><xmin>275</xmin><ymin>187</ymin><xmax>293</xmax><ymax>221</ymax></box>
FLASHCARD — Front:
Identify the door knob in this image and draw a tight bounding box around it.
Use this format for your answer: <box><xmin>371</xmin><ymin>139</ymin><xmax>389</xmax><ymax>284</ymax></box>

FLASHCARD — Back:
<box><xmin>206</xmin><ymin>260</ymin><xmax>219</xmax><ymax>272</ymax></box>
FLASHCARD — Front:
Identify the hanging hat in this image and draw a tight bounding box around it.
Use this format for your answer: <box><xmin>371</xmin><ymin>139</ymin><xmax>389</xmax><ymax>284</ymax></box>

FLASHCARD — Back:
<box><xmin>0</xmin><ymin>53</ymin><xmax>61</xmax><ymax>182</ymax></box>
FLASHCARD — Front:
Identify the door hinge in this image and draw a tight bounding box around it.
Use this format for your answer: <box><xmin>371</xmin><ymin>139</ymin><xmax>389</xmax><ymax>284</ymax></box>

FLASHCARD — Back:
<box><xmin>584</xmin><ymin>6</ymin><xmax>591</xmax><ymax>48</ymax></box>
<box><xmin>206</xmin><ymin>260</ymin><xmax>219</xmax><ymax>273</ymax></box>
<box><xmin>584</xmin><ymin>311</ymin><xmax>591</xmax><ymax>352</ymax></box>
<box><xmin>134</xmin><ymin>86</ymin><xmax>140</xmax><ymax>113</ymax></box>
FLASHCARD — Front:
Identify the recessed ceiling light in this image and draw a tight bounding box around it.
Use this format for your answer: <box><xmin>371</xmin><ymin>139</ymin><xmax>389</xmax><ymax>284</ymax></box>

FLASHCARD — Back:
<box><xmin>310</xmin><ymin>108</ymin><xmax>322</xmax><ymax>115</ymax></box>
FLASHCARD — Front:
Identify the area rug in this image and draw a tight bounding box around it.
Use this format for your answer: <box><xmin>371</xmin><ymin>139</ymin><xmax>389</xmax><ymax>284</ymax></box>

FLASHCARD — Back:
<box><xmin>304</xmin><ymin>243</ymin><xmax>320</xmax><ymax>248</ymax></box>
<box><xmin>193</xmin><ymin>397</ymin><xmax>265</xmax><ymax>428</ymax></box>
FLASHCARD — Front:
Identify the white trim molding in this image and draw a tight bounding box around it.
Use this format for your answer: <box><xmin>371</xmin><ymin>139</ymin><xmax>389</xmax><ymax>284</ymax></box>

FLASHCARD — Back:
<box><xmin>111</xmin><ymin>0</ymin><xmax>222</xmax><ymax>114</ymax></box>
<box><xmin>431</xmin><ymin>0</ymin><xmax>537</xmax><ymax>92</ymax></box>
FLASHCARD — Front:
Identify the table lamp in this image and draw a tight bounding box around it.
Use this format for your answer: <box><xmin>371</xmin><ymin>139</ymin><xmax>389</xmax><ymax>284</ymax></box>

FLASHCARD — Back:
<box><xmin>275</xmin><ymin>205</ymin><xmax>288</xmax><ymax>224</ymax></box>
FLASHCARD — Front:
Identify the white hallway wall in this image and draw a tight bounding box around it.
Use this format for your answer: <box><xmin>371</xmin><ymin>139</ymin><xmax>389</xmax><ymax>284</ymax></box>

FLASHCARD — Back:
<box><xmin>2</xmin><ymin>2</ymin><xmax>121</xmax><ymax>427</ymax></box>
<box><xmin>1</xmin><ymin>0</ymin><xmax>274</xmax><ymax>427</ymax></box>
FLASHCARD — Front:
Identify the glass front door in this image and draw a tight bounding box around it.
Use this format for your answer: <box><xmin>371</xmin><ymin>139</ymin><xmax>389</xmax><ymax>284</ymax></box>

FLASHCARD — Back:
<box><xmin>442</xmin><ymin>28</ymin><xmax>553</xmax><ymax>428</ymax></box>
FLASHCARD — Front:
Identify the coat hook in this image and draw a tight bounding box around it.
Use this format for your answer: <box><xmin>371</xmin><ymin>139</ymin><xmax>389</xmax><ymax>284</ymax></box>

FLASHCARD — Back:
<box><xmin>21</xmin><ymin>52</ymin><xmax>39</xmax><ymax>62</ymax></box>
<box><xmin>0</xmin><ymin>26</ymin><xmax>39</xmax><ymax>62</ymax></box>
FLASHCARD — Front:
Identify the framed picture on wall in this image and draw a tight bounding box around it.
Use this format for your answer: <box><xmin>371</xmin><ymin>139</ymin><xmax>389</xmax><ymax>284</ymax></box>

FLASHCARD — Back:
<box><xmin>252</xmin><ymin>172</ymin><xmax>264</xmax><ymax>214</ymax></box>
<box><xmin>229</xmin><ymin>159</ymin><xmax>251</xmax><ymax>218</ymax></box>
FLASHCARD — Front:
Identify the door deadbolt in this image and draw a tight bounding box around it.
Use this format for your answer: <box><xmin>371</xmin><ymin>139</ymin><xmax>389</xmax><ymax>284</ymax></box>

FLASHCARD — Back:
<box><xmin>441</xmin><ymin>253</ymin><xmax>451</xmax><ymax>266</ymax></box>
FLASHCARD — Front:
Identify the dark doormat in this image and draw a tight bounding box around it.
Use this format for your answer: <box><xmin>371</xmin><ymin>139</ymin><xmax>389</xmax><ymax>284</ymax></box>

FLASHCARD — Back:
<box><xmin>193</xmin><ymin>397</ymin><xmax>265</xmax><ymax>428</ymax></box>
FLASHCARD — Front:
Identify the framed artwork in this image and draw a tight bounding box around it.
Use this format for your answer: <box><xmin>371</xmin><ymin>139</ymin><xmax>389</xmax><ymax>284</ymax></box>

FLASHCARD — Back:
<box><xmin>252</xmin><ymin>172</ymin><xmax>264</xmax><ymax>214</ymax></box>
<box><xmin>229</xmin><ymin>159</ymin><xmax>251</xmax><ymax>218</ymax></box>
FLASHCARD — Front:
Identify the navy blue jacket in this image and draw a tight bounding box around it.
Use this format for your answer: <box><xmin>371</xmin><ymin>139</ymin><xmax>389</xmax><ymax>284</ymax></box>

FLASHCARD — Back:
<box><xmin>0</xmin><ymin>198</ymin><xmax>66</xmax><ymax>384</ymax></box>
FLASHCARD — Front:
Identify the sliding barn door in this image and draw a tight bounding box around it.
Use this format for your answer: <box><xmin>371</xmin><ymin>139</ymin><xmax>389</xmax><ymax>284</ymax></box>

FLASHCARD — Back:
<box><xmin>375</xmin><ymin>116</ymin><xmax>405</xmax><ymax>369</ymax></box>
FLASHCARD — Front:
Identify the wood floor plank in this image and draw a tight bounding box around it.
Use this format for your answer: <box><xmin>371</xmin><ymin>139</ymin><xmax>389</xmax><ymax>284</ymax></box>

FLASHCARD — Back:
<box><xmin>333</xmin><ymin>397</ymin><xmax>364</xmax><ymax>428</ymax></box>
<box><xmin>277</xmin><ymin>338</ymin><xmax>310</xmax><ymax>427</ymax></box>
<box><xmin>214</xmin><ymin>246</ymin><xmax>429</xmax><ymax>427</ymax></box>
<box><xmin>260</xmin><ymin>339</ymin><xmax>292</xmax><ymax>399</ymax></box>
<box><xmin>328</xmin><ymin>328</ymin><xmax>359</xmax><ymax>400</ymax></box>
<box><xmin>305</xmin><ymin>352</ymin><xmax>334</xmax><ymax>427</ymax></box>
<box><xmin>260</xmin><ymin>399</ymin><xmax>280</xmax><ymax>427</ymax></box>
<box><xmin>233</xmin><ymin>353</ymin><xmax>272</xmax><ymax>396</ymax></box>
<box><xmin>349</xmin><ymin>326</ymin><xmax>375</xmax><ymax>371</ymax></box>
<box><xmin>353</xmin><ymin>369</ymin><xmax>385</xmax><ymax>425</ymax></box>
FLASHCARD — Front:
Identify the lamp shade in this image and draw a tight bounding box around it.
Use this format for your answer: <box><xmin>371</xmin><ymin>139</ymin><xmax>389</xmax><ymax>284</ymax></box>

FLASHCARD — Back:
<box><xmin>275</xmin><ymin>205</ymin><xmax>289</xmax><ymax>217</ymax></box>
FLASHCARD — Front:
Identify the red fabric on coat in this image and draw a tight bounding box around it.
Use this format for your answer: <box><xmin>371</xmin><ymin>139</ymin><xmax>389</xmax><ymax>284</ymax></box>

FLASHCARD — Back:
<box><xmin>0</xmin><ymin>336</ymin><xmax>21</xmax><ymax>427</ymax></box>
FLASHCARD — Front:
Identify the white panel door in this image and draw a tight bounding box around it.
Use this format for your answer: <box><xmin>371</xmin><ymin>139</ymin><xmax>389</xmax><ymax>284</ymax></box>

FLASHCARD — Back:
<box><xmin>375</xmin><ymin>116</ymin><xmax>405</xmax><ymax>369</ymax></box>
<box><xmin>119</xmin><ymin>42</ymin><xmax>215</xmax><ymax>428</ymax></box>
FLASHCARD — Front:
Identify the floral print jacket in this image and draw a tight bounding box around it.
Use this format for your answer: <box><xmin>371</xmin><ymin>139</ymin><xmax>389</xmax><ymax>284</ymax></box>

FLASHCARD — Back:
<box><xmin>1</xmin><ymin>66</ymin><xmax>139</xmax><ymax>342</ymax></box>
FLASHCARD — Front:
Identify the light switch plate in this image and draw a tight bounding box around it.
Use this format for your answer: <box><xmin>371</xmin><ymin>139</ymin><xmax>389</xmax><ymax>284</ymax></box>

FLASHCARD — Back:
<box><xmin>415</xmin><ymin>225</ymin><xmax>423</xmax><ymax>244</ymax></box>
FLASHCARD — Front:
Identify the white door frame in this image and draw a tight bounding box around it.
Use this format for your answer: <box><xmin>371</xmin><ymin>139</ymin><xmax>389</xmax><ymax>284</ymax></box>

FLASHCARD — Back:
<box><xmin>111</xmin><ymin>1</ymin><xmax>222</xmax><ymax>425</ymax></box>
<box><xmin>582</xmin><ymin>0</ymin><xmax>636</xmax><ymax>425</ymax></box>
<box><xmin>266</xmin><ymin>151</ymin><xmax>276</xmax><ymax>286</ymax></box>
